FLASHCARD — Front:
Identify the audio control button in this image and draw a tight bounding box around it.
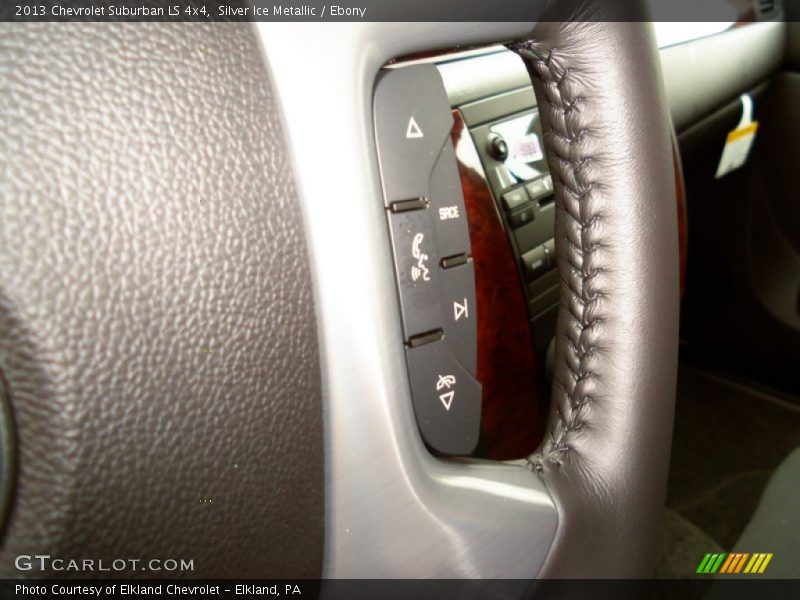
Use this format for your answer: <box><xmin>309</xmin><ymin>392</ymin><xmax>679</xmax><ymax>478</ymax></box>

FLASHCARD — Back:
<box><xmin>509</xmin><ymin>206</ymin><xmax>535</xmax><ymax>229</ymax></box>
<box><xmin>522</xmin><ymin>245</ymin><xmax>552</xmax><ymax>281</ymax></box>
<box><xmin>406</xmin><ymin>340</ymin><xmax>481</xmax><ymax>456</ymax></box>
<box><xmin>440</xmin><ymin>260</ymin><xmax>477</xmax><ymax>375</ymax></box>
<box><xmin>525</xmin><ymin>177</ymin><xmax>550</xmax><ymax>201</ymax></box>
<box><xmin>502</xmin><ymin>187</ymin><xmax>529</xmax><ymax>212</ymax></box>
<box><xmin>374</xmin><ymin>65</ymin><xmax>454</xmax><ymax>205</ymax></box>
<box><xmin>387</xmin><ymin>208</ymin><xmax>443</xmax><ymax>339</ymax></box>
<box><xmin>429</xmin><ymin>139</ymin><xmax>471</xmax><ymax>258</ymax></box>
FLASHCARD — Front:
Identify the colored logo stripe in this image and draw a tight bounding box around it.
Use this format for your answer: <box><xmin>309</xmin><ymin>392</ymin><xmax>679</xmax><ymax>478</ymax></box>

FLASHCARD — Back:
<box><xmin>697</xmin><ymin>553</ymin><xmax>726</xmax><ymax>574</ymax></box>
<box><xmin>719</xmin><ymin>553</ymin><xmax>736</xmax><ymax>573</ymax></box>
<box><xmin>697</xmin><ymin>552</ymin><xmax>773</xmax><ymax>575</ymax></box>
<box><xmin>744</xmin><ymin>553</ymin><xmax>773</xmax><ymax>574</ymax></box>
<box><xmin>719</xmin><ymin>553</ymin><xmax>749</xmax><ymax>573</ymax></box>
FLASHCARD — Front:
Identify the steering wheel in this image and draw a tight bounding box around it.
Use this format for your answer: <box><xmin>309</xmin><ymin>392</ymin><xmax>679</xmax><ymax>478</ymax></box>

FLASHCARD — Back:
<box><xmin>0</xmin><ymin>0</ymin><xmax>678</xmax><ymax>581</ymax></box>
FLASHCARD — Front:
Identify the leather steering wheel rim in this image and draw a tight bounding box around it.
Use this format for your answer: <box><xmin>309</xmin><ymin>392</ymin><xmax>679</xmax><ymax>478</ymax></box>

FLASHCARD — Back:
<box><xmin>509</xmin><ymin>8</ymin><xmax>680</xmax><ymax>578</ymax></box>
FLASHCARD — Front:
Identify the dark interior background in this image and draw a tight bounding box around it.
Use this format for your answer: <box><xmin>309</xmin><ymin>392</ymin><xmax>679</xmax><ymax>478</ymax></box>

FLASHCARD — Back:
<box><xmin>677</xmin><ymin>23</ymin><xmax>800</xmax><ymax>397</ymax></box>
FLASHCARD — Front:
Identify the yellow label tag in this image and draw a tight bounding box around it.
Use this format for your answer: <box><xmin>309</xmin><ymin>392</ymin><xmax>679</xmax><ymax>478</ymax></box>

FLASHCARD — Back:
<box><xmin>716</xmin><ymin>120</ymin><xmax>759</xmax><ymax>179</ymax></box>
<box><xmin>727</xmin><ymin>122</ymin><xmax>759</xmax><ymax>143</ymax></box>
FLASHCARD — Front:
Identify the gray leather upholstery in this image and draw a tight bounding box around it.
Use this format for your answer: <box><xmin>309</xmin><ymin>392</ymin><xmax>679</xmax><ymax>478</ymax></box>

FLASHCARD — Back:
<box><xmin>0</xmin><ymin>24</ymin><xmax>323</xmax><ymax>577</ymax></box>
<box><xmin>510</xmin><ymin>8</ymin><xmax>680</xmax><ymax>578</ymax></box>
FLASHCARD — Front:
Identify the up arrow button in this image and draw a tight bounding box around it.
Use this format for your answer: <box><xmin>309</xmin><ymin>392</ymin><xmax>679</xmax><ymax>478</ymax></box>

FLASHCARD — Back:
<box><xmin>406</xmin><ymin>116</ymin><xmax>424</xmax><ymax>139</ymax></box>
<box><xmin>374</xmin><ymin>64</ymin><xmax>453</xmax><ymax>205</ymax></box>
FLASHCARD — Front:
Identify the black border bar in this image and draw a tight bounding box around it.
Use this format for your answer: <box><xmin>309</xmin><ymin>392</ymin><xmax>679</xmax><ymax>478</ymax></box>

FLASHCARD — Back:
<box><xmin>2</xmin><ymin>0</ymin><xmax>799</xmax><ymax>22</ymax></box>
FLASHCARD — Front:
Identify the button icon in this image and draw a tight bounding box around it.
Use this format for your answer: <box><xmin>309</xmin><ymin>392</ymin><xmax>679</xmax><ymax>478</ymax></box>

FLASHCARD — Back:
<box><xmin>410</xmin><ymin>232</ymin><xmax>431</xmax><ymax>282</ymax></box>
<box><xmin>454</xmin><ymin>298</ymin><xmax>468</xmax><ymax>321</ymax></box>
<box><xmin>436</xmin><ymin>374</ymin><xmax>456</xmax><ymax>411</ymax></box>
<box><xmin>439</xmin><ymin>391</ymin><xmax>455</xmax><ymax>411</ymax></box>
<box><xmin>406</xmin><ymin>116</ymin><xmax>424</xmax><ymax>139</ymax></box>
<box><xmin>436</xmin><ymin>374</ymin><xmax>456</xmax><ymax>390</ymax></box>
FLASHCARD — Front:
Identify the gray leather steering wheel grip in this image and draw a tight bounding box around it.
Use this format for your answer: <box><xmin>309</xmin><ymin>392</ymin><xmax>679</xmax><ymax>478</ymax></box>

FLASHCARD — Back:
<box><xmin>509</xmin><ymin>7</ymin><xmax>680</xmax><ymax>579</ymax></box>
<box><xmin>0</xmin><ymin>24</ymin><xmax>324</xmax><ymax>578</ymax></box>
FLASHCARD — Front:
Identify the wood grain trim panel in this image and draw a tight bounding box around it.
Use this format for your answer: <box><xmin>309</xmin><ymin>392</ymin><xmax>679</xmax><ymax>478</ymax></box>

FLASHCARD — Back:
<box><xmin>451</xmin><ymin>110</ymin><xmax>543</xmax><ymax>460</ymax></box>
